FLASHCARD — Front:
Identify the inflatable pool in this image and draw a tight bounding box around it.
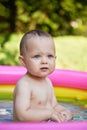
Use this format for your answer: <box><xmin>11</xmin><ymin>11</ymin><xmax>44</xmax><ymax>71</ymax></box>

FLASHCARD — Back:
<box><xmin>0</xmin><ymin>65</ymin><xmax>87</xmax><ymax>130</ymax></box>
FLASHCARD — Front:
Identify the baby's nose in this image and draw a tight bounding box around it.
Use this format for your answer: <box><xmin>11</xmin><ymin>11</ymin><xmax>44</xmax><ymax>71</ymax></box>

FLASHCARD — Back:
<box><xmin>41</xmin><ymin>57</ymin><xmax>48</xmax><ymax>64</ymax></box>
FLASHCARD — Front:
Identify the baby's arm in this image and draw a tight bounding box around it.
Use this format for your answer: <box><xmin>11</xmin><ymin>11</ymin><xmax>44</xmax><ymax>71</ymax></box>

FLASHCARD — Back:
<box><xmin>51</xmin><ymin>87</ymin><xmax>73</xmax><ymax>122</ymax></box>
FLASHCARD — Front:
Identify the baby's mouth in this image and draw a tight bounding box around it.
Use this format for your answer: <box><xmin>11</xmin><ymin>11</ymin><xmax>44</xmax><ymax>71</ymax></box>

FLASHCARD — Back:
<box><xmin>40</xmin><ymin>67</ymin><xmax>49</xmax><ymax>71</ymax></box>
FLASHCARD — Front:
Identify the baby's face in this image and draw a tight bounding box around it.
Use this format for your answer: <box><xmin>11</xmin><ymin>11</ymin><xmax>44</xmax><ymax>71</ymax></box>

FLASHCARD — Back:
<box><xmin>23</xmin><ymin>37</ymin><xmax>56</xmax><ymax>78</ymax></box>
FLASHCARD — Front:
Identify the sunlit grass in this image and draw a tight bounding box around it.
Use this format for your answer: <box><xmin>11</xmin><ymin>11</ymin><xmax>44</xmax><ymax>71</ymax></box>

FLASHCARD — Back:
<box><xmin>0</xmin><ymin>34</ymin><xmax>87</xmax><ymax>71</ymax></box>
<box><xmin>54</xmin><ymin>36</ymin><xmax>87</xmax><ymax>71</ymax></box>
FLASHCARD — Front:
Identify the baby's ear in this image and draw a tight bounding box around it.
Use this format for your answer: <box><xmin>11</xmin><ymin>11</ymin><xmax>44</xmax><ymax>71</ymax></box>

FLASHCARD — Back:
<box><xmin>55</xmin><ymin>56</ymin><xmax>57</xmax><ymax>59</ymax></box>
<box><xmin>19</xmin><ymin>55</ymin><xmax>25</xmax><ymax>67</ymax></box>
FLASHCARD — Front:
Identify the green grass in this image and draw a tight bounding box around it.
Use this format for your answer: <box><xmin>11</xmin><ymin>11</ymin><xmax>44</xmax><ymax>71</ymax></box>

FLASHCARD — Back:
<box><xmin>0</xmin><ymin>34</ymin><xmax>87</xmax><ymax>72</ymax></box>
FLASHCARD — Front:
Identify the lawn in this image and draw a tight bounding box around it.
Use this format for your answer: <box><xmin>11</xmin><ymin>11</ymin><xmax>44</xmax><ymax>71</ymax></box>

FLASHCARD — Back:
<box><xmin>54</xmin><ymin>36</ymin><xmax>87</xmax><ymax>71</ymax></box>
<box><xmin>0</xmin><ymin>34</ymin><xmax>87</xmax><ymax>72</ymax></box>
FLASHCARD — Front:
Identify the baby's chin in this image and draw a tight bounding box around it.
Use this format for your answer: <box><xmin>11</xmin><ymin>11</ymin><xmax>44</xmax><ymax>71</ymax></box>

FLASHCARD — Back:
<box><xmin>35</xmin><ymin>73</ymin><xmax>50</xmax><ymax>79</ymax></box>
<box><xmin>38</xmin><ymin>72</ymin><xmax>53</xmax><ymax>78</ymax></box>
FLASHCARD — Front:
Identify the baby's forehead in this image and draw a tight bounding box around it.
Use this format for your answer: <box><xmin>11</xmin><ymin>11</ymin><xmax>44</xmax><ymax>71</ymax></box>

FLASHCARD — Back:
<box><xmin>21</xmin><ymin>36</ymin><xmax>55</xmax><ymax>55</ymax></box>
<box><xmin>20</xmin><ymin>31</ymin><xmax>54</xmax><ymax>55</ymax></box>
<box><xmin>25</xmin><ymin>36</ymin><xmax>53</xmax><ymax>46</ymax></box>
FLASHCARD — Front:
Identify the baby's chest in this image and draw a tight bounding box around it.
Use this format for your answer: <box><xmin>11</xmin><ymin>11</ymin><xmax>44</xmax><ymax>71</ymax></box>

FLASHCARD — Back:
<box><xmin>31</xmin><ymin>86</ymin><xmax>52</xmax><ymax>103</ymax></box>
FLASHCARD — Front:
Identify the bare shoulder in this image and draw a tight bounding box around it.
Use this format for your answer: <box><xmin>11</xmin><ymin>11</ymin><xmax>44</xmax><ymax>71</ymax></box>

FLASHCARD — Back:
<box><xmin>14</xmin><ymin>75</ymin><xmax>31</xmax><ymax>94</ymax></box>
<box><xmin>46</xmin><ymin>77</ymin><xmax>53</xmax><ymax>87</ymax></box>
<box><xmin>46</xmin><ymin>77</ymin><xmax>54</xmax><ymax>92</ymax></box>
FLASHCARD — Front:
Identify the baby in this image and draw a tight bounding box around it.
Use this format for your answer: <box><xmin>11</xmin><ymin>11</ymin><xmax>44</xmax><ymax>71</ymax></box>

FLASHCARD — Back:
<box><xmin>13</xmin><ymin>29</ymin><xmax>72</xmax><ymax>122</ymax></box>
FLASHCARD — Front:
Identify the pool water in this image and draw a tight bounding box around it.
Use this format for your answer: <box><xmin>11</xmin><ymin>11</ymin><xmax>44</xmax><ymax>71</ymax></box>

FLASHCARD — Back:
<box><xmin>0</xmin><ymin>101</ymin><xmax>87</xmax><ymax>122</ymax></box>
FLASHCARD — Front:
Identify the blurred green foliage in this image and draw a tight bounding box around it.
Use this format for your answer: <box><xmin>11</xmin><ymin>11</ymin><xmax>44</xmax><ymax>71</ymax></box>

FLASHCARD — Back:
<box><xmin>0</xmin><ymin>0</ymin><xmax>87</xmax><ymax>36</ymax></box>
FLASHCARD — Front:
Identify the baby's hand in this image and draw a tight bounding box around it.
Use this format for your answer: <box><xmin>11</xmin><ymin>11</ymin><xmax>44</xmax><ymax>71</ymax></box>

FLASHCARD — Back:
<box><xmin>50</xmin><ymin>109</ymin><xmax>65</xmax><ymax>122</ymax></box>
<box><xmin>54</xmin><ymin>104</ymin><xmax>73</xmax><ymax>122</ymax></box>
<box><xmin>59</xmin><ymin>109</ymin><xmax>73</xmax><ymax>121</ymax></box>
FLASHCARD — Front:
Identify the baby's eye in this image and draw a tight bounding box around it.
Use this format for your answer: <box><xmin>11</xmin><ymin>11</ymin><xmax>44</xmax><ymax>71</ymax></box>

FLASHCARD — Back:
<box><xmin>33</xmin><ymin>55</ymin><xmax>41</xmax><ymax>58</ymax></box>
<box><xmin>48</xmin><ymin>55</ymin><xmax>54</xmax><ymax>58</ymax></box>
